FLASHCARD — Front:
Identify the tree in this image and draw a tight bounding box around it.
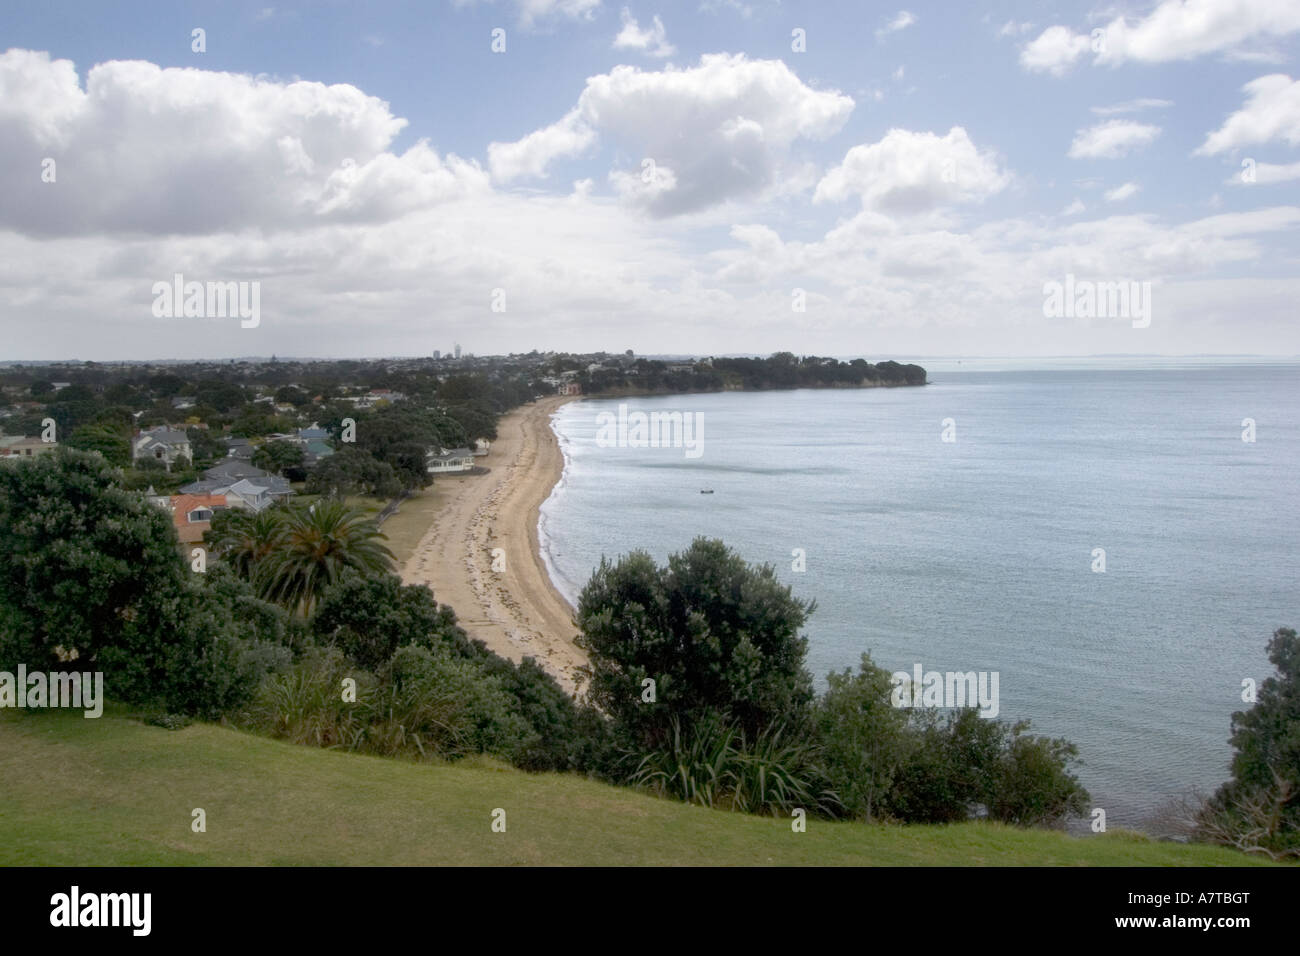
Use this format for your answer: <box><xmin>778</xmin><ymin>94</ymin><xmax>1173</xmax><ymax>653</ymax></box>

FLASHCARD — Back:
<box><xmin>311</xmin><ymin>570</ymin><xmax>467</xmax><ymax>670</ymax></box>
<box><xmin>254</xmin><ymin>501</ymin><xmax>394</xmax><ymax>614</ymax></box>
<box><xmin>64</xmin><ymin>424</ymin><xmax>131</xmax><ymax>467</ymax></box>
<box><xmin>576</xmin><ymin>537</ymin><xmax>816</xmax><ymax>749</ymax></box>
<box><xmin>305</xmin><ymin>447</ymin><xmax>401</xmax><ymax>498</ymax></box>
<box><xmin>205</xmin><ymin>507</ymin><xmax>286</xmax><ymax>581</ymax></box>
<box><xmin>252</xmin><ymin>439</ymin><xmax>305</xmax><ymax>476</ymax></box>
<box><xmin>1199</xmin><ymin>627</ymin><xmax>1300</xmax><ymax>857</ymax></box>
<box><xmin>816</xmin><ymin>653</ymin><xmax>909</xmax><ymax>821</ymax></box>
<box><xmin>0</xmin><ymin>449</ymin><xmax>285</xmax><ymax>716</ymax></box>
<box><xmin>29</xmin><ymin>380</ymin><xmax>55</xmax><ymax>397</ymax></box>
<box><xmin>888</xmin><ymin>709</ymin><xmax>1089</xmax><ymax>826</ymax></box>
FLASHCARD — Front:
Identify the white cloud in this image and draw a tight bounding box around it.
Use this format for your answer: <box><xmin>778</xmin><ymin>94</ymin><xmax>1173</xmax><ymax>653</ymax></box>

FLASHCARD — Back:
<box><xmin>1197</xmin><ymin>74</ymin><xmax>1300</xmax><ymax>154</ymax></box>
<box><xmin>1104</xmin><ymin>182</ymin><xmax>1140</xmax><ymax>202</ymax></box>
<box><xmin>1020</xmin><ymin>0</ymin><xmax>1300</xmax><ymax>74</ymax></box>
<box><xmin>488</xmin><ymin>109</ymin><xmax>597</xmax><ymax>181</ymax></box>
<box><xmin>452</xmin><ymin>0</ymin><xmax>601</xmax><ymax>29</ymax></box>
<box><xmin>892</xmin><ymin>65</ymin><xmax>905</xmax><ymax>82</ymax></box>
<box><xmin>0</xmin><ymin>50</ymin><xmax>488</xmax><ymax>237</ymax></box>
<box><xmin>1062</xmin><ymin>198</ymin><xmax>1086</xmax><ymax>215</ymax></box>
<box><xmin>1069</xmin><ymin>120</ymin><xmax>1161</xmax><ymax>159</ymax></box>
<box><xmin>814</xmin><ymin>127</ymin><xmax>1010</xmax><ymax>214</ymax></box>
<box><xmin>998</xmin><ymin>20</ymin><xmax>1034</xmax><ymax>38</ymax></box>
<box><xmin>490</xmin><ymin>54</ymin><xmax>854</xmax><ymax>215</ymax></box>
<box><xmin>1091</xmin><ymin>98</ymin><xmax>1173</xmax><ymax>115</ymax></box>
<box><xmin>876</xmin><ymin>11</ymin><xmax>916</xmax><ymax>40</ymax></box>
<box><xmin>1019</xmin><ymin>25</ymin><xmax>1092</xmax><ymax>76</ymax></box>
<box><xmin>612</xmin><ymin>8</ymin><xmax>675</xmax><ymax>57</ymax></box>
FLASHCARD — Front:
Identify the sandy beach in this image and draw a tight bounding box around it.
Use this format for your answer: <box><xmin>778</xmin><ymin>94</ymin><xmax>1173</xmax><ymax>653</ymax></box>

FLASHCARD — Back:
<box><xmin>399</xmin><ymin>395</ymin><xmax>587</xmax><ymax>693</ymax></box>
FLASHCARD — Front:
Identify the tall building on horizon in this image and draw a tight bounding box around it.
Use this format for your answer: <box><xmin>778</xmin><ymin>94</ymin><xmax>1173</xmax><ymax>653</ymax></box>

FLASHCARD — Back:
<box><xmin>454</xmin><ymin>343</ymin><xmax>462</xmax><ymax>359</ymax></box>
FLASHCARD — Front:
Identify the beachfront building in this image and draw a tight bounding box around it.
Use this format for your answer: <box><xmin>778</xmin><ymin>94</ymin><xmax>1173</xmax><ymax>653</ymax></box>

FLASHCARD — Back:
<box><xmin>557</xmin><ymin>382</ymin><xmax>581</xmax><ymax>396</ymax></box>
<box><xmin>473</xmin><ymin>438</ymin><xmax>490</xmax><ymax>456</ymax></box>
<box><xmin>427</xmin><ymin>446</ymin><xmax>475</xmax><ymax>474</ymax></box>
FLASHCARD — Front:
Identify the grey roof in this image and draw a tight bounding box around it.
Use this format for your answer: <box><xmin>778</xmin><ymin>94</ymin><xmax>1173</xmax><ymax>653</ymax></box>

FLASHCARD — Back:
<box><xmin>429</xmin><ymin>447</ymin><xmax>474</xmax><ymax>462</ymax></box>
<box><xmin>299</xmin><ymin>427</ymin><xmax>329</xmax><ymax>440</ymax></box>
<box><xmin>204</xmin><ymin>459</ymin><xmax>270</xmax><ymax>481</ymax></box>
<box><xmin>139</xmin><ymin>427</ymin><xmax>189</xmax><ymax>446</ymax></box>
<box><xmin>178</xmin><ymin>478</ymin><xmax>225</xmax><ymax>494</ymax></box>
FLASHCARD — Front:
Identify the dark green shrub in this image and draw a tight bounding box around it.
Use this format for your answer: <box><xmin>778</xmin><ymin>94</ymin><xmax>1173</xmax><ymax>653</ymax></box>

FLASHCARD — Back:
<box><xmin>577</xmin><ymin>537</ymin><xmax>816</xmax><ymax>750</ymax></box>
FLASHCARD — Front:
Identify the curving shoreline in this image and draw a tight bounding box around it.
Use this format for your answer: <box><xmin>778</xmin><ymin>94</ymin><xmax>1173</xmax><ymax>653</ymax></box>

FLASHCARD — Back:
<box><xmin>400</xmin><ymin>395</ymin><xmax>587</xmax><ymax>694</ymax></box>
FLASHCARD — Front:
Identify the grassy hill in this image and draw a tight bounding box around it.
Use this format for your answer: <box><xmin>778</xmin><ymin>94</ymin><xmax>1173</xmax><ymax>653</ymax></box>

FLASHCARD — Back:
<box><xmin>0</xmin><ymin>706</ymin><xmax>1275</xmax><ymax>866</ymax></box>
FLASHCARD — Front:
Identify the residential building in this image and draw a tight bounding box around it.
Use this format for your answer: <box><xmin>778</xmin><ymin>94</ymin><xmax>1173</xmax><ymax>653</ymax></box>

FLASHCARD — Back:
<box><xmin>427</xmin><ymin>446</ymin><xmax>475</xmax><ymax>473</ymax></box>
<box><xmin>133</xmin><ymin>425</ymin><xmax>191</xmax><ymax>470</ymax></box>
<box><xmin>0</xmin><ymin>436</ymin><xmax>57</xmax><ymax>458</ymax></box>
<box><xmin>179</xmin><ymin>459</ymin><xmax>294</xmax><ymax>505</ymax></box>
<box><xmin>169</xmin><ymin>493</ymin><xmax>228</xmax><ymax>548</ymax></box>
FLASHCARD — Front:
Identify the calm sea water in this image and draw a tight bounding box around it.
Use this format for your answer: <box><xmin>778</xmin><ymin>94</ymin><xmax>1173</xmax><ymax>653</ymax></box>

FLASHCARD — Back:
<box><xmin>539</xmin><ymin>359</ymin><xmax>1300</xmax><ymax>829</ymax></box>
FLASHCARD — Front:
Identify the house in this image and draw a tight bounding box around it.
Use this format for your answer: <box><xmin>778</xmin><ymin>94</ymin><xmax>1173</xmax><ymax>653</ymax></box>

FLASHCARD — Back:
<box><xmin>557</xmin><ymin>382</ymin><xmax>581</xmax><ymax>396</ymax></box>
<box><xmin>133</xmin><ymin>426</ymin><xmax>191</xmax><ymax>470</ymax></box>
<box><xmin>473</xmin><ymin>438</ymin><xmax>491</xmax><ymax>456</ymax></box>
<box><xmin>224</xmin><ymin>478</ymin><xmax>281</xmax><ymax>512</ymax></box>
<box><xmin>170</xmin><ymin>396</ymin><xmax>197</xmax><ymax>410</ymax></box>
<box><xmin>303</xmin><ymin>439</ymin><xmax>334</xmax><ymax>467</ymax></box>
<box><xmin>179</xmin><ymin>459</ymin><xmax>294</xmax><ymax>505</ymax></box>
<box><xmin>223</xmin><ymin>437</ymin><xmax>255</xmax><ymax>460</ymax></box>
<box><xmin>0</xmin><ymin>436</ymin><xmax>57</xmax><ymax>458</ymax></box>
<box><xmin>169</xmin><ymin>493</ymin><xmax>228</xmax><ymax>548</ymax></box>
<box><xmin>427</xmin><ymin>446</ymin><xmax>475</xmax><ymax>473</ymax></box>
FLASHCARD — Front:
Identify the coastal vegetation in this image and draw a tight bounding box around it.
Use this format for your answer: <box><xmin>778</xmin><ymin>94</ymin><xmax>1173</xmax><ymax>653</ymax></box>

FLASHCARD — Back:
<box><xmin>0</xmin><ymin>355</ymin><xmax>1293</xmax><ymax>863</ymax></box>
<box><xmin>576</xmin><ymin>539</ymin><xmax>1090</xmax><ymax>826</ymax></box>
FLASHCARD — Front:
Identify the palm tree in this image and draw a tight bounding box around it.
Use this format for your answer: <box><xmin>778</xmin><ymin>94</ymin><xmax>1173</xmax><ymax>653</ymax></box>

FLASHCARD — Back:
<box><xmin>204</xmin><ymin>507</ymin><xmax>286</xmax><ymax>581</ymax></box>
<box><xmin>254</xmin><ymin>500</ymin><xmax>394</xmax><ymax>615</ymax></box>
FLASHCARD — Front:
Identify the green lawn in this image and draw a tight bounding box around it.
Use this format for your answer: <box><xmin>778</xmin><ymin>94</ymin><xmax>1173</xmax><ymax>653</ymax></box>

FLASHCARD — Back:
<box><xmin>0</xmin><ymin>707</ymin><xmax>1276</xmax><ymax>866</ymax></box>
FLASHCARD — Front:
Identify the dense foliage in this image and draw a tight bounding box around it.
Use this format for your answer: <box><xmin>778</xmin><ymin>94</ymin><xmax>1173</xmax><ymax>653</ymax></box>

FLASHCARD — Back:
<box><xmin>0</xmin><ymin>450</ymin><xmax>288</xmax><ymax>716</ymax></box>
<box><xmin>577</xmin><ymin>537</ymin><xmax>816</xmax><ymax>749</ymax></box>
<box><xmin>576</xmin><ymin>539</ymin><xmax>1090</xmax><ymax>826</ymax></box>
<box><xmin>1197</xmin><ymin>628</ymin><xmax>1300</xmax><ymax>857</ymax></box>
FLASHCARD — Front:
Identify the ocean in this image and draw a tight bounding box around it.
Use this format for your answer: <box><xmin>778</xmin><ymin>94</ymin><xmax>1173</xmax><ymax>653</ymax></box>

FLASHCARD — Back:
<box><xmin>539</xmin><ymin>358</ymin><xmax>1300</xmax><ymax>829</ymax></box>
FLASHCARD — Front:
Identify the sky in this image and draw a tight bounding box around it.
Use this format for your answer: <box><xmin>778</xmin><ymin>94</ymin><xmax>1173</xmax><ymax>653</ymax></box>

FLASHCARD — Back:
<box><xmin>0</xmin><ymin>0</ymin><xmax>1298</xmax><ymax>360</ymax></box>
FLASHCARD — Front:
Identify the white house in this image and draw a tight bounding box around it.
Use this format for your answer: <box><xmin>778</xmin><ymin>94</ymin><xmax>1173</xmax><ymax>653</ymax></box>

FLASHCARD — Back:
<box><xmin>427</xmin><ymin>446</ymin><xmax>475</xmax><ymax>473</ymax></box>
<box><xmin>133</xmin><ymin>426</ymin><xmax>191</xmax><ymax>470</ymax></box>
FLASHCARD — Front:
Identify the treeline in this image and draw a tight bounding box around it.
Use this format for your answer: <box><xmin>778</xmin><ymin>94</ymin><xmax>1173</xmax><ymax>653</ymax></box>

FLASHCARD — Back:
<box><xmin>0</xmin><ymin>360</ymin><xmax>544</xmax><ymax>495</ymax></box>
<box><xmin>579</xmin><ymin>352</ymin><xmax>926</xmax><ymax>395</ymax></box>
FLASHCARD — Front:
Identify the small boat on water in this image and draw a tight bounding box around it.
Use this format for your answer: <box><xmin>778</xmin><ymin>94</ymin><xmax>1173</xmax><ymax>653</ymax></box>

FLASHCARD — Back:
<box><xmin>700</xmin><ymin>489</ymin><xmax>714</xmax><ymax>494</ymax></box>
